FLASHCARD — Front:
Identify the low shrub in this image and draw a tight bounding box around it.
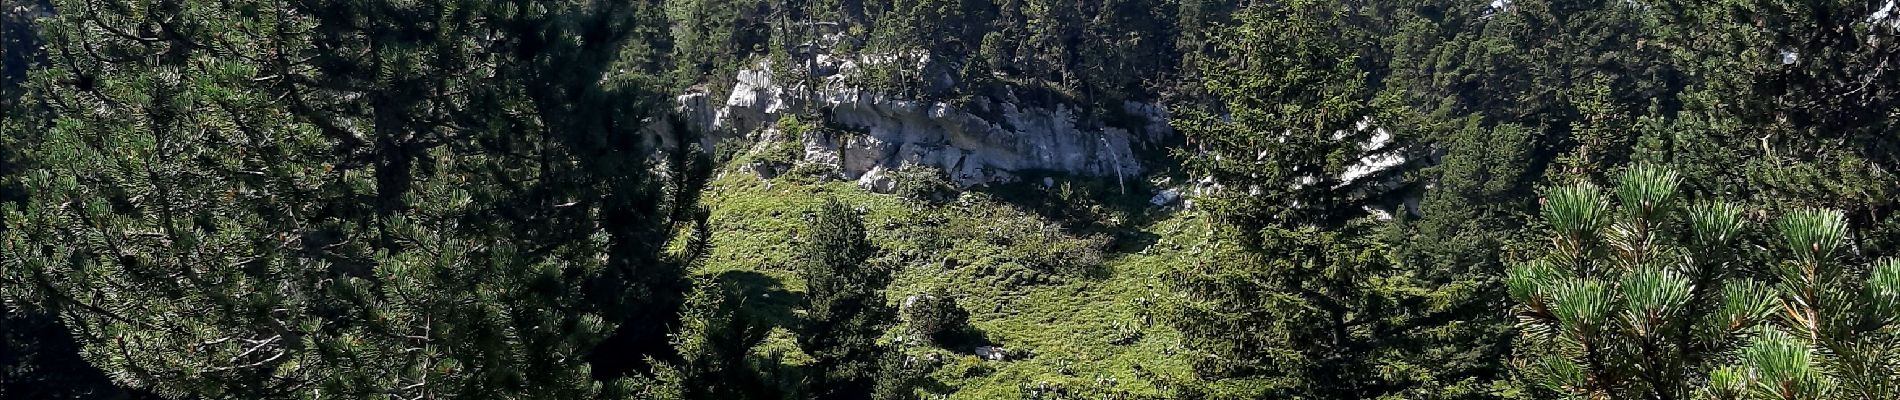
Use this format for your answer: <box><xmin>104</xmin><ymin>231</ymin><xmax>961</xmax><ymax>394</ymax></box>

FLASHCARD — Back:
<box><xmin>903</xmin><ymin>286</ymin><xmax>974</xmax><ymax>347</ymax></box>
<box><xmin>892</xmin><ymin>165</ymin><xmax>956</xmax><ymax>203</ymax></box>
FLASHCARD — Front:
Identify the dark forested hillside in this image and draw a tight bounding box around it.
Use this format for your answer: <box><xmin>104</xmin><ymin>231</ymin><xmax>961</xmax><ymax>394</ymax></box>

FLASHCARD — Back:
<box><xmin>2</xmin><ymin>0</ymin><xmax>1897</xmax><ymax>399</ymax></box>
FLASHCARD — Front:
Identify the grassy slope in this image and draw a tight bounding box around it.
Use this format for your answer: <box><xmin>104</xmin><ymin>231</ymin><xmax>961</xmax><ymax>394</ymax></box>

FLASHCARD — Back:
<box><xmin>696</xmin><ymin>168</ymin><xmax>1204</xmax><ymax>399</ymax></box>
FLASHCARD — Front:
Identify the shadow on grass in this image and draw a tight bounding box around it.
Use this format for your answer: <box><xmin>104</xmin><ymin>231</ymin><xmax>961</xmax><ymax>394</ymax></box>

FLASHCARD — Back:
<box><xmin>710</xmin><ymin>269</ymin><xmax>804</xmax><ymax>330</ymax></box>
<box><xmin>972</xmin><ymin>173</ymin><xmax>1167</xmax><ymax>255</ymax></box>
<box><xmin>938</xmin><ymin>326</ymin><xmax>996</xmax><ymax>356</ymax></box>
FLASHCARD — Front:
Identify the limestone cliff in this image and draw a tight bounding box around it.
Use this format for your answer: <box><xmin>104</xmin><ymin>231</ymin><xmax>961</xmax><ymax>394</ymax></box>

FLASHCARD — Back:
<box><xmin>680</xmin><ymin>57</ymin><xmax>1171</xmax><ymax>192</ymax></box>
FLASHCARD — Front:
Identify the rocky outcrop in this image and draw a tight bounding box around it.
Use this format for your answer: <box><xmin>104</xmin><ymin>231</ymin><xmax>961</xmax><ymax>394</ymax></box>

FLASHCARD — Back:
<box><xmin>671</xmin><ymin>51</ymin><xmax>1425</xmax><ymax>215</ymax></box>
<box><xmin>1143</xmin><ymin>116</ymin><xmax>1429</xmax><ymax>215</ymax></box>
<box><xmin>687</xmin><ymin>57</ymin><xmax>1170</xmax><ymax>190</ymax></box>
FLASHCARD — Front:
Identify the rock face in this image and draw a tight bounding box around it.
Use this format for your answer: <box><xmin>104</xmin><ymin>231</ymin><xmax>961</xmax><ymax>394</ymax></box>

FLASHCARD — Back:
<box><xmin>685</xmin><ymin>58</ymin><xmax>1170</xmax><ymax>190</ymax></box>
<box><xmin>1149</xmin><ymin>189</ymin><xmax>1181</xmax><ymax>207</ymax></box>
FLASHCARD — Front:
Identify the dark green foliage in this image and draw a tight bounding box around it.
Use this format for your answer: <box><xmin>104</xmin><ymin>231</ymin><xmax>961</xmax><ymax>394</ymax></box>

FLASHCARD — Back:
<box><xmin>5</xmin><ymin>0</ymin><xmax>1900</xmax><ymax>398</ymax></box>
<box><xmin>1511</xmin><ymin>165</ymin><xmax>1900</xmax><ymax>399</ymax></box>
<box><xmin>1166</xmin><ymin>2</ymin><xmax>1510</xmax><ymax>398</ymax></box>
<box><xmin>661</xmin><ymin>280</ymin><xmax>804</xmax><ymax>400</ymax></box>
<box><xmin>890</xmin><ymin>164</ymin><xmax>955</xmax><ymax>204</ymax></box>
<box><xmin>871</xmin><ymin>348</ymin><xmax>934</xmax><ymax>400</ymax></box>
<box><xmin>0</xmin><ymin>305</ymin><xmax>152</xmax><ymax>399</ymax></box>
<box><xmin>901</xmin><ymin>286</ymin><xmax>972</xmax><ymax>347</ymax></box>
<box><xmin>2</xmin><ymin>0</ymin><xmax>46</xmax><ymax>219</ymax></box>
<box><xmin>0</xmin><ymin>4</ymin><xmax>132</xmax><ymax>397</ymax></box>
<box><xmin>1383</xmin><ymin>122</ymin><xmax>1537</xmax><ymax>397</ymax></box>
<box><xmin>665</xmin><ymin>0</ymin><xmax>769</xmax><ymax>91</ymax></box>
<box><xmin>0</xmin><ymin>0</ymin><xmax>43</xmax><ymax>93</ymax></box>
<box><xmin>1169</xmin><ymin>218</ymin><xmax>1506</xmax><ymax>399</ymax></box>
<box><xmin>657</xmin><ymin>0</ymin><xmax>1187</xmax><ymax>106</ymax></box>
<box><xmin>1175</xmin><ymin>0</ymin><xmax>1386</xmax><ymax>228</ymax></box>
<box><xmin>1</xmin><ymin>0</ymin><xmax>701</xmax><ymax>398</ymax></box>
<box><xmin>1650</xmin><ymin>0</ymin><xmax>1900</xmax><ymax>258</ymax></box>
<box><xmin>798</xmin><ymin>198</ymin><xmax>894</xmax><ymax>400</ymax></box>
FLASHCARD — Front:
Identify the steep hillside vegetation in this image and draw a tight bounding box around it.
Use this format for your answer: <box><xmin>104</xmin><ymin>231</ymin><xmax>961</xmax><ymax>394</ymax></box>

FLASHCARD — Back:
<box><xmin>690</xmin><ymin>169</ymin><xmax>1200</xmax><ymax>398</ymax></box>
<box><xmin>5</xmin><ymin>0</ymin><xmax>1900</xmax><ymax>399</ymax></box>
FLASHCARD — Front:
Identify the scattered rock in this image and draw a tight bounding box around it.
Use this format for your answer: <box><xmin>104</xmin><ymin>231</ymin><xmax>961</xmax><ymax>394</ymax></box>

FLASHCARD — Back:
<box><xmin>745</xmin><ymin>160</ymin><xmax>786</xmax><ymax>180</ymax></box>
<box><xmin>1149</xmin><ymin>189</ymin><xmax>1181</xmax><ymax>206</ymax></box>
<box><xmin>975</xmin><ymin>346</ymin><xmax>1008</xmax><ymax>361</ymax></box>
<box><xmin>857</xmin><ymin>166</ymin><xmax>896</xmax><ymax>193</ymax></box>
<box><xmin>1368</xmin><ymin>207</ymin><xmax>1394</xmax><ymax>221</ymax></box>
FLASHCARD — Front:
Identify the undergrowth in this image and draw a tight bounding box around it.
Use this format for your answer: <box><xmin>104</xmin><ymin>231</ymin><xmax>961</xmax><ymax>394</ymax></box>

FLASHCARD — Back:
<box><xmin>695</xmin><ymin>165</ymin><xmax>1202</xmax><ymax>399</ymax></box>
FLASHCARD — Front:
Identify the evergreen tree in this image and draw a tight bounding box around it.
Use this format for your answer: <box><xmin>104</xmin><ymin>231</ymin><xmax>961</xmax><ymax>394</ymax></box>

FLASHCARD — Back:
<box><xmin>1</xmin><ymin>304</ymin><xmax>151</xmax><ymax>399</ymax></box>
<box><xmin>1169</xmin><ymin>220</ymin><xmax>1402</xmax><ymax>398</ymax></box>
<box><xmin>659</xmin><ymin>280</ymin><xmax>803</xmax><ymax>400</ymax></box>
<box><xmin>1166</xmin><ymin>1</ymin><xmax>1507</xmax><ymax>398</ymax></box>
<box><xmin>1173</xmin><ymin>0</ymin><xmax>1387</xmax><ymax>228</ymax></box>
<box><xmin>2</xmin><ymin>4</ymin><xmax>145</xmax><ymax>396</ymax></box>
<box><xmin>901</xmin><ymin>285</ymin><xmax>971</xmax><ymax>347</ymax></box>
<box><xmin>1</xmin><ymin>0</ymin><xmax>698</xmax><ymax>397</ymax></box>
<box><xmin>870</xmin><ymin>346</ymin><xmax>929</xmax><ymax>400</ymax></box>
<box><xmin>797</xmin><ymin>198</ymin><xmax>893</xmax><ymax>400</ymax></box>
<box><xmin>1509</xmin><ymin>165</ymin><xmax>1763</xmax><ymax>399</ymax></box>
<box><xmin>1641</xmin><ymin>0</ymin><xmax>1900</xmax><ymax>258</ymax></box>
<box><xmin>0</xmin><ymin>0</ymin><xmax>45</xmax><ymax>93</ymax></box>
<box><xmin>1386</xmin><ymin>121</ymin><xmax>1539</xmax><ymax>398</ymax></box>
<box><xmin>1509</xmin><ymin>164</ymin><xmax>1900</xmax><ymax>399</ymax></box>
<box><xmin>6</xmin><ymin>0</ymin><xmax>1900</xmax><ymax>398</ymax></box>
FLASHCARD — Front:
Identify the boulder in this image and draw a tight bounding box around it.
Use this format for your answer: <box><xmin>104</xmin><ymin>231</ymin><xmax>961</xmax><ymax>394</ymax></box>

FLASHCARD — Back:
<box><xmin>975</xmin><ymin>346</ymin><xmax>1008</xmax><ymax>361</ymax></box>
<box><xmin>857</xmin><ymin>166</ymin><xmax>896</xmax><ymax>193</ymax></box>
<box><xmin>1149</xmin><ymin>189</ymin><xmax>1181</xmax><ymax>206</ymax></box>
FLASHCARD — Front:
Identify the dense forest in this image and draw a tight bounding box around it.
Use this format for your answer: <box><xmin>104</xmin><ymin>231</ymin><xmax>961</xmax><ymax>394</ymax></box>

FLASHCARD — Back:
<box><xmin>3</xmin><ymin>0</ymin><xmax>1898</xmax><ymax>399</ymax></box>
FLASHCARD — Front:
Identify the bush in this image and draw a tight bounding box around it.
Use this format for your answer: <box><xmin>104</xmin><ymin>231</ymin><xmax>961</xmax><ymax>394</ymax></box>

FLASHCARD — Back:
<box><xmin>872</xmin><ymin>348</ymin><xmax>949</xmax><ymax>400</ymax></box>
<box><xmin>891</xmin><ymin>164</ymin><xmax>955</xmax><ymax>203</ymax></box>
<box><xmin>782</xmin><ymin>161</ymin><xmax>840</xmax><ymax>184</ymax></box>
<box><xmin>753</xmin><ymin>138</ymin><xmax>804</xmax><ymax>167</ymax></box>
<box><xmin>903</xmin><ymin>287</ymin><xmax>973</xmax><ymax>347</ymax></box>
<box><xmin>745</xmin><ymin>115</ymin><xmax>814</xmax><ymax>174</ymax></box>
<box><xmin>774</xmin><ymin>114</ymin><xmax>815</xmax><ymax>140</ymax></box>
<box><xmin>994</xmin><ymin>221</ymin><xmax>1108</xmax><ymax>277</ymax></box>
<box><xmin>929</xmin><ymin>197</ymin><xmax>1110</xmax><ymax>281</ymax></box>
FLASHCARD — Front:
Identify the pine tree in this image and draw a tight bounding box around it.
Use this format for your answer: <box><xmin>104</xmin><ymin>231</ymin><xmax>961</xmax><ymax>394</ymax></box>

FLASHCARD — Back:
<box><xmin>1509</xmin><ymin>165</ymin><xmax>1761</xmax><ymax>399</ymax></box>
<box><xmin>1</xmin><ymin>0</ymin><xmax>697</xmax><ymax>398</ymax></box>
<box><xmin>1169</xmin><ymin>220</ymin><xmax>1402</xmax><ymax>398</ymax></box>
<box><xmin>797</xmin><ymin>198</ymin><xmax>893</xmax><ymax>400</ymax></box>
<box><xmin>2</xmin><ymin>4</ymin><xmax>145</xmax><ymax>396</ymax></box>
<box><xmin>1173</xmin><ymin>0</ymin><xmax>1386</xmax><ymax>228</ymax></box>
<box><xmin>1509</xmin><ymin>164</ymin><xmax>1900</xmax><ymax>399</ymax></box>
<box><xmin>1164</xmin><ymin>1</ymin><xmax>1527</xmax><ymax>398</ymax></box>
<box><xmin>901</xmin><ymin>285</ymin><xmax>971</xmax><ymax>347</ymax></box>
<box><xmin>1642</xmin><ymin>0</ymin><xmax>1900</xmax><ymax>258</ymax></box>
<box><xmin>1374</xmin><ymin>124</ymin><xmax>1535</xmax><ymax>400</ymax></box>
<box><xmin>0</xmin><ymin>0</ymin><xmax>44</xmax><ymax>93</ymax></box>
<box><xmin>659</xmin><ymin>279</ymin><xmax>802</xmax><ymax>400</ymax></box>
<box><xmin>1</xmin><ymin>304</ymin><xmax>151</xmax><ymax>399</ymax></box>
